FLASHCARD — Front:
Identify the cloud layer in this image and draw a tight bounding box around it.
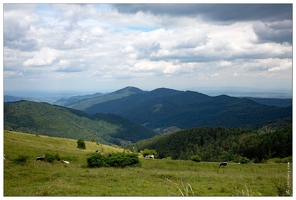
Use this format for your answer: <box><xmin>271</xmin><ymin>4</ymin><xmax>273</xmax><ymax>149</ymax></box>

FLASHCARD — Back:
<box><xmin>3</xmin><ymin>3</ymin><xmax>292</xmax><ymax>93</ymax></box>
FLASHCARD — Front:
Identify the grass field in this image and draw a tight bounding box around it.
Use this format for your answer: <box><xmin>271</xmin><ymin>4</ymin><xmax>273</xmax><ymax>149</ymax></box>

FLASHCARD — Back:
<box><xmin>3</xmin><ymin>130</ymin><xmax>292</xmax><ymax>196</ymax></box>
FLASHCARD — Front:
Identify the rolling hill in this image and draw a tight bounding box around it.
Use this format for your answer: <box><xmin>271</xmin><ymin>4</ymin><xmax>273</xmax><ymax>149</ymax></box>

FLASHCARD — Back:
<box><xmin>4</xmin><ymin>100</ymin><xmax>158</xmax><ymax>146</ymax></box>
<box><xmin>82</xmin><ymin>88</ymin><xmax>292</xmax><ymax>130</ymax></box>
<box><xmin>54</xmin><ymin>86</ymin><xmax>146</xmax><ymax>110</ymax></box>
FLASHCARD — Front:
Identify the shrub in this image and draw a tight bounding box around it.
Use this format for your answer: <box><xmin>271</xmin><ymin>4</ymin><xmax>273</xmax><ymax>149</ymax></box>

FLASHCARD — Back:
<box><xmin>240</xmin><ymin>157</ymin><xmax>250</xmax><ymax>164</ymax></box>
<box><xmin>44</xmin><ymin>153</ymin><xmax>56</xmax><ymax>163</ymax></box>
<box><xmin>54</xmin><ymin>153</ymin><xmax>61</xmax><ymax>161</ymax></box>
<box><xmin>87</xmin><ymin>153</ymin><xmax>106</xmax><ymax>168</ymax></box>
<box><xmin>190</xmin><ymin>155</ymin><xmax>202</xmax><ymax>162</ymax></box>
<box><xmin>87</xmin><ymin>152</ymin><xmax>141</xmax><ymax>168</ymax></box>
<box><xmin>106</xmin><ymin>153</ymin><xmax>141</xmax><ymax>168</ymax></box>
<box><xmin>77</xmin><ymin>139</ymin><xmax>86</xmax><ymax>149</ymax></box>
<box><xmin>13</xmin><ymin>155</ymin><xmax>29</xmax><ymax>165</ymax></box>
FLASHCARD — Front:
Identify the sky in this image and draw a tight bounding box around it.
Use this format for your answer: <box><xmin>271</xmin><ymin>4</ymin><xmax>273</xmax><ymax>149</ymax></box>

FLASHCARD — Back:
<box><xmin>2</xmin><ymin>3</ymin><xmax>293</xmax><ymax>96</ymax></box>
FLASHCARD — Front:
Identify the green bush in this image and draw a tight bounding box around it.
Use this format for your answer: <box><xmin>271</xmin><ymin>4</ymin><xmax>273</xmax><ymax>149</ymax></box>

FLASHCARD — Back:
<box><xmin>54</xmin><ymin>153</ymin><xmax>61</xmax><ymax>161</ymax></box>
<box><xmin>240</xmin><ymin>157</ymin><xmax>250</xmax><ymax>164</ymax></box>
<box><xmin>190</xmin><ymin>155</ymin><xmax>202</xmax><ymax>162</ymax></box>
<box><xmin>77</xmin><ymin>139</ymin><xmax>86</xmax><ymax>149</ymax></box>
<box><xmin>13</xmin><ymin>155</ymin><xmax>29</xmax><ymax>165</ymax></box>
<box><xmin>87</xmin><ymin>152</ymin><xmax>141</xmax><ymax>168</ymax></box>
<box><xmin>87</xmin><ymin>153</ymin><xmax>107</xmax><ymax>168</ymax></box>
<box><xmin>106</xmin><ymin>153</ymin><xmax>141</xmax><ymax>168</ymax></box>
<box><xmin>44</xmin><ymin>153</ymin><xmax>56</xmax><ymax>163</ymax></box>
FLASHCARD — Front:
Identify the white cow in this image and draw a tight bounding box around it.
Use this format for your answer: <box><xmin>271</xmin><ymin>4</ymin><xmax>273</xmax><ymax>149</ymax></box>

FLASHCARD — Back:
<box><xmin>145</xmin><ymin>155</ymin><xmax>154</xmax><ymax>159</ymax></box>
<box><xmin>35</xmin><ymin>156</ymin><xmax>45</xmax><ymax>161</ymax></box>
<box><xmin>61</xmin><ymin>160</ymin><xmax>70</xmax><ymax>164</ymax></box>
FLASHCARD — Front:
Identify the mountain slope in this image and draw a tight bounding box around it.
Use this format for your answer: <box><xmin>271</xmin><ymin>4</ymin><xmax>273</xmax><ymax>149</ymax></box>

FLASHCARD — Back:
<box><xmin>83</xmin><ymin>88</ymin><xmax>292</xmax><ymax>129</ymax></box>
<box><xmin>129</xmin><ymin>124</ymin><xmax>292</xmax><ymax>161</ymax></box>
<box><xmin>56</xmin><ymin>86</ymin><xmax>146</xmax><ymax>110</ymax></box>
<box><xmin>246</xmin><ymin>97</ymin><xmax>292</xmax><ymax>107</ymax></box>
<box><xmin>4</xmin><ymin>100</ymin><xmax>158</xmax><ymax>146</ymax></box>
<box><xmin>54</xmin><ymin>92</ymin><xmax>103</xmax><ymax>106</ymax></box>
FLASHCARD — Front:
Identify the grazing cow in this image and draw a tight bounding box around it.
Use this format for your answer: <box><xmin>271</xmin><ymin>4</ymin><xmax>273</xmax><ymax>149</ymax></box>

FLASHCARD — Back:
<box><xmin>219</xmin><ymin>162</ymin><xmax>227</xmax><ymax>167</ymax></box>
<box><xmin>95</xmin><ymin>150</ymin><xmax>100</xmax><ymax>153</ymax></box>
<box><xmin>35</xmin><ymin>156</ymin><xmax>45</xmax><ymax>161</ymax></box>
<box><xmin>145</xmin><ymin>155</ymin><xmax>154</xmax><ymax>159</ymax></box>
<box><xmin>3</xmin><ymin>154</ymin><xmax>5</xmax><ymax>160</ymax></box>
<box><xmin>61</xmin><ymin>160</ymin><xmax>70</xmax><ymax>164</ymax></box>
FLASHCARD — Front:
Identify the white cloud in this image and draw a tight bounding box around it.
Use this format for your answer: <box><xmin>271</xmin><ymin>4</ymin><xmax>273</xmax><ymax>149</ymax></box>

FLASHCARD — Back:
<box><xmin>23</xmin><ymin>47</ymin><xmax>62</xmax><ymax>67</ymax></box>
<box><xmin>211</xmin><ymin>73</ymin><xmax>219</xmax><ymax>77</ymax></box>
<box><xmin>3</xmin><ymin>4</ymin><xmax>292</xmax><ymax>93</ymax></box>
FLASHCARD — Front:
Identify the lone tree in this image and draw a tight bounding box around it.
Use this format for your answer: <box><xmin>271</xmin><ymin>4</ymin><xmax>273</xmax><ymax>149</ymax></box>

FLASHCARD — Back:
<box><xmin>77</xmin><ymin>139</ymin><xmax>86</xmax><ymax>149</ymax></box>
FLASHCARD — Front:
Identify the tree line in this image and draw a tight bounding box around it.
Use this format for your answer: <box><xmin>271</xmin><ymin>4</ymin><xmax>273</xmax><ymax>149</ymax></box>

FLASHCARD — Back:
<box><xmin>127</xmin><ymin>124</ymin><xmax>292</xmax><ymax>163</ymax></box>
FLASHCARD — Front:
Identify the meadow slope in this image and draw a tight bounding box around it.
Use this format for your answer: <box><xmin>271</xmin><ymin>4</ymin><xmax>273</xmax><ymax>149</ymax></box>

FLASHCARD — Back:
<box><xmin>3</xmin><ymin>130</ymin><xmax>292</xmax><ymax>196</ymax></box>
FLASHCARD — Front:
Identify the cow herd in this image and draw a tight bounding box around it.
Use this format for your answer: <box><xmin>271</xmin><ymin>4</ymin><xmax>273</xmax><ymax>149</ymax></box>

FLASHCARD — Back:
<box><xmin>5</xmin><ymin>151</ymin><xmax>227</xmax><ymax>168</ymax></box>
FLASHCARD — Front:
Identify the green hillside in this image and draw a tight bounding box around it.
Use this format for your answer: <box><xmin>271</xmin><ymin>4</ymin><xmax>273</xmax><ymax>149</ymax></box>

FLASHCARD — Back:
<box><xmin>4</xmin><ymin>130</ymin><xmax>292</xmax><ymax>196</ymax></box>
<box><xmin>128</xmin><ymin>123</ymin><xmax>292</xmax><ymax>162</ymax></box>
<box><xmin>4</xmin><ymin>100</ymin><xmax>158</xmax><ymax>146</ymax></box>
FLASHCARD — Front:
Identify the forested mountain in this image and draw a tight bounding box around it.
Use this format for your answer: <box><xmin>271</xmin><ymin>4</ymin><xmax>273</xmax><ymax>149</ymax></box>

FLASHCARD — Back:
<box><xmin>4</xmin><ymin>100</ymin><xmax>158</xmax><ymax>146</ymax></box>
<box><xmin>246</xmin><ymin>97</ymin><xmax>292</xmax><ymax>107</ymax></box>
<box><xmin>128</xmin><ymin>121</ymin><xmax>292</xmax><ymax>162</ymax></box>
<box><xmin>82</xmin><ymin>88</ymin><xmax>292</xmax><ymax>130</ymax></box>
<box><xmin>54</xmin><ymin>86</ymin><xmax>146</xmax><ymax>110</ymax></box>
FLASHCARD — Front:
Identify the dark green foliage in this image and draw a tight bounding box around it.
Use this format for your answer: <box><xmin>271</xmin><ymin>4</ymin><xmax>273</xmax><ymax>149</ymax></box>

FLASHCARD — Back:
<box><xmin>240</xmin><ymin>157</ymin><xmax>250</xmax><ymax>164</ymax></box>
<box><xmin>130</xmin><ymin>125</ymin><xmax>292</xmax><ymax>162</ymax></box>
<box><xmin>87</xmin><ymin>152</ymin><xmax>141</xmax><ymax>168</ymax></box>
<box><xmin>54</xmin><ymin>153</ymin><xmax>61</xmax><ymax>161</ymax></box>
<box><xmin>77</xmin><ymin>139</ymin><xmax>86</xmax><ymax>149</ymax></box>
<box><xmin>87</xmin><ymin>153</ymin><xmax>107</xmax><ymax>168</ymax></box>
<box><xmin>191</xmin><ymin>155</ymin><xmax>202</xmax><ymax>162</ymax></box>
<box><xmin>44</xmin><ymin>153</ymin><xmax>56</xmax><ymax>163</ymax></box>
<box><xmin>13</xmin><ymin>155</ymin><xmax>29</xmax><ymax>165</ymax></box>
<box><xmin>105</xmin><ymin>153</ymin><xmax>140</xmax><ymax>168</ymax></box>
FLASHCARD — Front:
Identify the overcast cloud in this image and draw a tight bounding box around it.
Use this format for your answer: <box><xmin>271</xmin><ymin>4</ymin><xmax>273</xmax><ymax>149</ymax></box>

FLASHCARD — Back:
<box><xmin>3</xmin><ymin>3</ymin><xmax>292</xmax><ymax>95</ymax></box>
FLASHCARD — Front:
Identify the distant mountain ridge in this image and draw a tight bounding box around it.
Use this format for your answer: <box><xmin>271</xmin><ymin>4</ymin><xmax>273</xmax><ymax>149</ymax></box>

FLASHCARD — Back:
<box><xmin>4</xmin><ymin>100</ymin><xmax>158</xmax><ymax>146</ymax></box>
<box><xmin>81</xmin><ymin>88</ymin><xmax>292</xmax><ymax>130</ymax></box>
<box><xmin>4</xmin><ymin>95</ymin><xmax>26</xmax><ymax>102</ymax></box>
<box><xmin>54</xmin><ymin>86</ymin><xmax>147</xmax><ymax>110</ymax></box>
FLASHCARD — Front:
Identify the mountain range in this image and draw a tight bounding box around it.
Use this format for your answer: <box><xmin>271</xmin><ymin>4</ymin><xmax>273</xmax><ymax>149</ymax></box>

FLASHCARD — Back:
<box><xmin>4</xmin><ymin>86</ymin><xmax>292</xmax><ymax>145</ymax></box>
<box><xmin>79</xmin><ymin>87</ymin><xmax>292</xmax><ymax>130</ymax></box>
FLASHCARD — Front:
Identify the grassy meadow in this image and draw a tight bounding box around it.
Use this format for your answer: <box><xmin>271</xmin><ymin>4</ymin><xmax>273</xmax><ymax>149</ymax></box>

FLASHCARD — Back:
<box><xmin>3</xmin><ymin>130</ymin><xmax>292</xmax><ymax>196</ymax></box>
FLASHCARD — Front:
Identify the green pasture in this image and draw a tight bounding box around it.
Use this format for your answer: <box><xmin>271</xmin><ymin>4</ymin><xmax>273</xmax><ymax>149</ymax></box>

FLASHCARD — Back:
<box><xmin>3</xmin><ymin>130</ymin><xmax>292</xmax><ymax>196</ymax></box>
